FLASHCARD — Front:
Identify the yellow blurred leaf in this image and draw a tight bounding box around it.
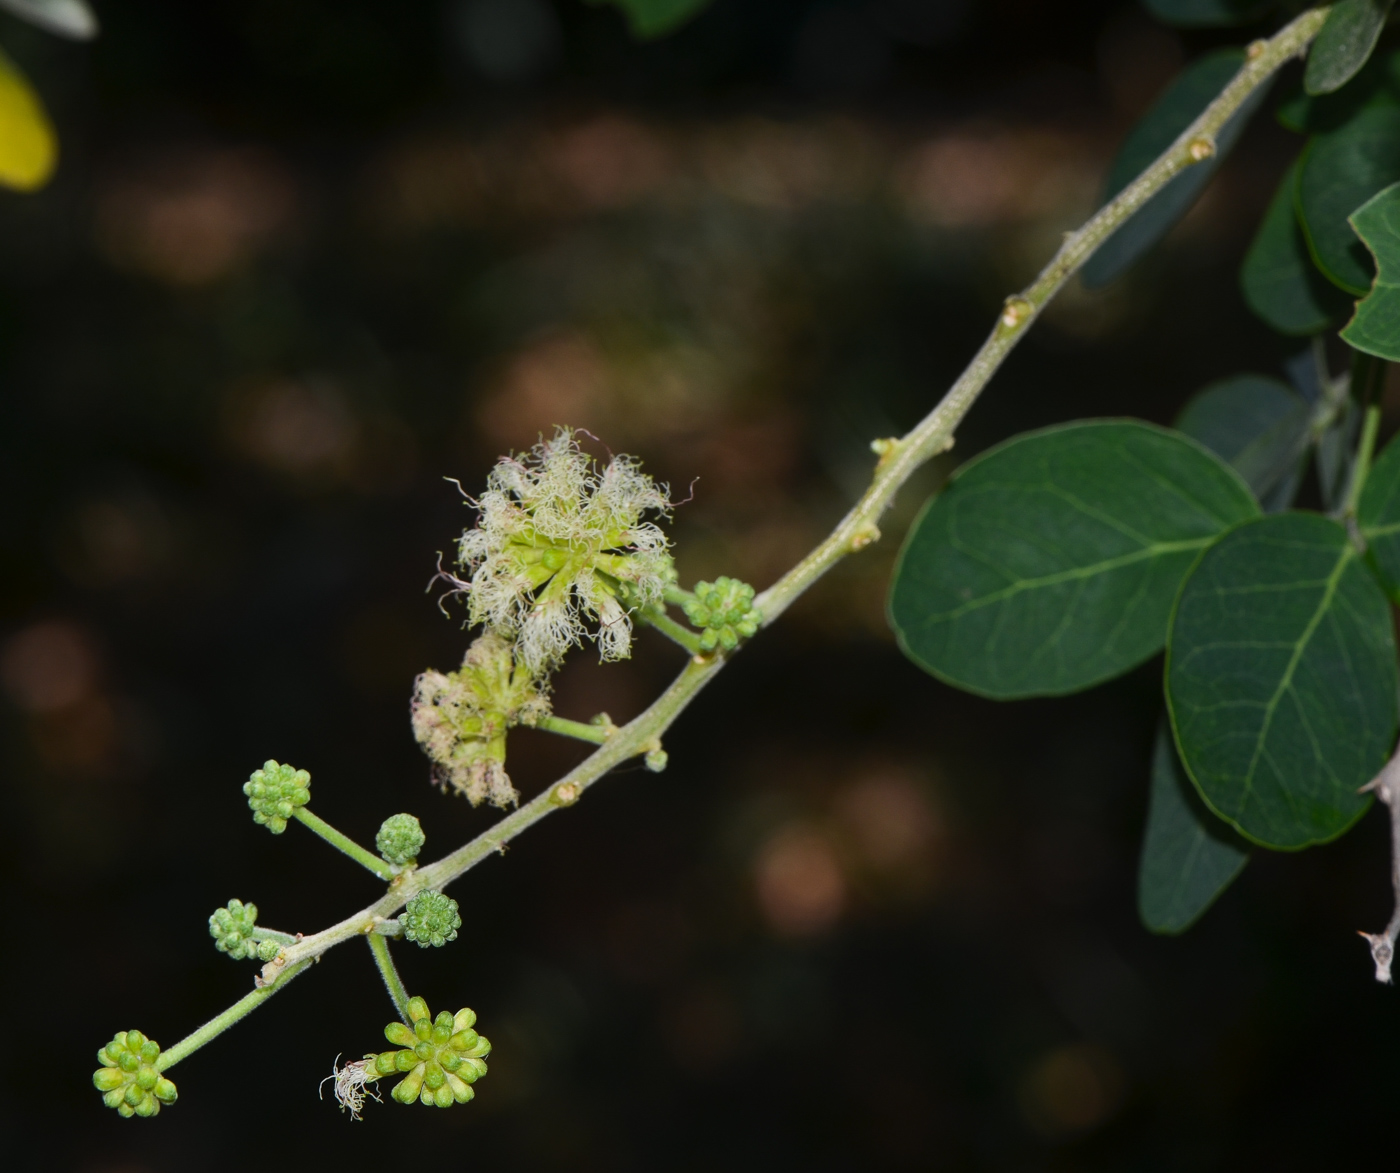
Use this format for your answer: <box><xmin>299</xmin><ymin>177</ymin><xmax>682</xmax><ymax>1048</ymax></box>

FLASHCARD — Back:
<box><xmin>0</xmin><ymin>48</ymin><xmax>55</xmax><ymax>191</ymax></box>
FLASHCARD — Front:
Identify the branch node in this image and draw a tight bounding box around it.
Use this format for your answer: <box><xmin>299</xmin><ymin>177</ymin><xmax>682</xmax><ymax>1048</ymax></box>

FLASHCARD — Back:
<box><xmin>1360</xmin><ymin>931</ymin><xmax>1395</xmax><ymax>984</ymax></box>
<box><xmin>1187</xmin><ymin>135</ymin><xmax>1216</xmax><ymax>162</ymax></box>
<box><xmin>870</xmin><ymin>436</ymin><xmax>902</xmax><ymax>470</ymax></box>
<box><xmin>849</xmin><ymin>523</ymin><xmax>881</xmax><ymax>551</ymax></box>
<box><xmin>1359</xmin><ymin>744</ymin><xmax>1400</xmax><ymax>984</ymax></box>
<box><xmin>999</xmin><ymin>296</ymin><xmax>1033</xmax><ymax>330</ymax></box>
<box><xmin>643</xmin><ymin>739</ymin><xmax>667</xmax><ymax>772</ymax></box>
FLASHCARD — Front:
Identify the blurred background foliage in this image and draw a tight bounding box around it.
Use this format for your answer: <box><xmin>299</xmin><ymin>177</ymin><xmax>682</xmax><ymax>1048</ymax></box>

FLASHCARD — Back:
<box><xmin>4</xmin><ymin>1</ymin><xmax>1400</xmax><ymax>1169</ymax></box>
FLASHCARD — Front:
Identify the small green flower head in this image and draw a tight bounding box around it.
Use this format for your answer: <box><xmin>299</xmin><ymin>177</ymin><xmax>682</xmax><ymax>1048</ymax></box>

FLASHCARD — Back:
<box><xmin>401</xmin><ymin>890</ymin><xmax>461</xmax><ymax>948</ymax></box>
<box><xmin>683</xmin><ymin>577</ymin><xmax>761</xmax><ymax>652</ymax></box>
<box><xmin>457</xmin><ymin>427</ymin><xmax>674</xmax><ymax>673</ymax></box>
<box><xmin>208</xmin><ymin>899</ymin><xmax>279</xmax><ymax>962</ymax></box>
<box><xmin>376</xmin><ymin>813</ymin><xmax>425</xmax><ymax>867</ymax></box>
<box><xmin>369</xmin><ymin>997</ymin><xmax>491</xmax><ymax>1108</ymax></box>
<box><xmin>93</xmin><ymin>1030</ymin><xmax>178</xmax><ymax>1118</ymax></box>
<box><xmin>243</xmin><ymin>760</ymin><xmax>310</xmax><ymax>833</ymax></box>
<box><xmin>412</xmin><ymin>632</ymin><xmax>549</xmax><ymax>808</ymax></box>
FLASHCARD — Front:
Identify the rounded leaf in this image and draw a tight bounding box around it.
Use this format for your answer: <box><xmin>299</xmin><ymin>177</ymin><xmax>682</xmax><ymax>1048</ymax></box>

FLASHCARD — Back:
<box><xmin>1340</xmin><ymin>180</ymin><xmax>1400</xmax><ymax>360</ymax></box>
<box><xmin>1167</xmin><ymin>512</ymin><xmax>1397</xmax><ymax>848</ymax></box>
<box><xmin>1296</xmin><ymin>104</ymin><xmax>1400</xmax><ymax>295</ymax></box>
<box><xmin>889</xmin><ymin>420</ymin><xmax>1259</xmax><ymax>698</ymax></box>
<box><xmin>1241</xmin><ymin>159</ymin><xmax>1352</xmax><ymax>336</ymax></box>
<box><xmin>1138</xmin><ymin>718</ymin><xmax>1250</xmax><ymax>934</ymax></box>
<box><xmin>1304</xmin><ymin>0</ymin><xmax>1393</xmax><ymax>96</ymax></box>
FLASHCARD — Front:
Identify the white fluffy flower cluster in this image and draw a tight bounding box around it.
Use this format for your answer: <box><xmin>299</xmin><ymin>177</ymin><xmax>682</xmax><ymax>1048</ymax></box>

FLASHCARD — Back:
<box><xmin>457</xmin><ymin>428</ymin><xmax>673</xmax><ymax>673</ymax></box>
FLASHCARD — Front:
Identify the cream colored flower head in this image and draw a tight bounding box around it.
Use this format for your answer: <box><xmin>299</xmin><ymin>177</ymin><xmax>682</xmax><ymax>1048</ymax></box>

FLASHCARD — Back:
<box><xmin>411</xmin><ymin>632</ymin><xmax>550</xmax><ymax>808</ymax></box>
<box><xmin>457</xmin><ymin>428</ymin><xmax>673</xmax><ymax>673</ymax></box>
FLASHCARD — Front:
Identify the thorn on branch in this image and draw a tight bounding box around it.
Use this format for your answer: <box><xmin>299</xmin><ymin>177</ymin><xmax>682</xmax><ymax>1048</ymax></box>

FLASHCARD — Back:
<box><xmin>1359</xmin><ymin>744</ymin><xmax>1400</xmax><ymax>984</ymax></box>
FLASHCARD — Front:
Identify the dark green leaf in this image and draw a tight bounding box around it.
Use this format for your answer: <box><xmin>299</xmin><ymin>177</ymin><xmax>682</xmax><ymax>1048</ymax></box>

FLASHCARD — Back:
<box><xmin>888</xmin><ymin>420</ymin><xmax>1260</xmax><ymax>699</ymax></box>
<box><xmin>1173</xmin><ymin>375</ymin><xmax>1311</xmax><ymax>507</ymax></box>
<box><xmin>588</xmin><ymin>0</ymin><xmax>711</xmax><ymax>37</ymax></box>
<box><xmin>1084</xmin><ymin>52</ymin><xmax>1271</xmax><ymax>288</ymax></box>
<box><xmin>1305</xmin><ymin>0</ymin><xmax>1395</xmax><ymax>96</ymax></box>
<box><xmin>0</xmin><ymin>0</ymin><xmax>96</xmax><ymax>39</ymax></box>
<box><xmin>1296</xmin><ymin>104</ymin><xmax>1400</xmax><ymax>295</ymax></box>
<box><xmin>1139</xmin><ymin>718</ymin><xmax>1250</xmax><ymax>934</ymax></box>
<box><xmin>1278</xmin><ymin>49</ymin><xmax>1400</xmax><ymax>133</ymax></box>
<box><xmin>1141</xmin><ymin>0</ymin><xmax>1273</xmax><ymax>26</ymax></box>
<box><xmin>1357</xmin><ymin>429</ymin><xmax>1400</xmax><ymax>598</ymax></box>
<box><xmin>1166</xmin><ymin>511</ymin><xmax>1396</xmax><ymax>848</ymax></box>
<box><xmin>1340</xmin><ymin>180</ymin><xmax>1400</xmax><ymax>359</ymax></box>
<box><xmin>1241</xmin><ymin>158</ymin><xmax>1353</xmax><ymax>335</ymax></box>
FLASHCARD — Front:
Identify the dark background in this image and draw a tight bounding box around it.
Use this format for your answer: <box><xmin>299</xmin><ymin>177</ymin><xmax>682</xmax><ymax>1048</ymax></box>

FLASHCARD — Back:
<box><xmin>2</xmin><ymin>1</ymin><xmax>1396</xmax><ymax>1169</ymax></box>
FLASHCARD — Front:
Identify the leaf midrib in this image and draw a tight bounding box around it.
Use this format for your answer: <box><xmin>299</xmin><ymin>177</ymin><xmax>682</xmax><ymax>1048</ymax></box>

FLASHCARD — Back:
<box><xmin>1237</xmin><ymin>544</ymin><xmax>1354</xmax><ymax>818</ymax></box>
<box><xmin>929</xmin><ymin>536</ymin><xmax>1211</xmax><ymax>625</ymax></box>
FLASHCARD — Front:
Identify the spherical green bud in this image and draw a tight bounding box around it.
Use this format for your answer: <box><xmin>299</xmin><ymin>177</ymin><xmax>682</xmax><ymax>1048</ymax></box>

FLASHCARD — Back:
<box><xmin>375</xmin><ymin>813</ymin><xmax>425</xmax><ymax>867</ymax></box>
<box><xmin>644</xmin><ymin>748</ymin><xmax>668</xmax><ymax>773</ymax></box>
<box><xmin>393</xmin><ymin>1065</ymin><xmax>425</xmax><ymax>1104</ymax></box>
<box><xmin>255</xmin><ymin>939</ymin><xmax>282</xmax><ymax>963</ymax></box>
<box><xmin>401</xmin><ymin>890</ymin><xmax>461</xmax><ymax>948</ymax></box>
<box><xmin>93</xmin><ymin>1031</ymin><xmax>177</xmax><ymax>1118</ymax></box>
<box><xmin>94</xmin><ymin>1068</ymin><xmax>125</xmax><ymax>1093</ymax></box>
<box><xmin>683</xmin><ymin>577</ymin><xmax>761</xmax><ymax>653</ymax></box>
<box><xmin>384</xmin><ymin>1022</ymin><xmax>416</xmax><ymax>1048</ymax></box>
<box><xmin>243</xmin><ymin>760</ymin><xmax>311</xmax><ymax>834</ymax></box>
<box><xmin>366</xmin><ymin>996</ymin><xmax>492</xmax><ymax>1110</ymax></box>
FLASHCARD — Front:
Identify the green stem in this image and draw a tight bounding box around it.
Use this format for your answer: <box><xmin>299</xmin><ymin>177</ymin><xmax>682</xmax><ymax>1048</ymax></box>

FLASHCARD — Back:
<box><xmin>1345</xmin><ymin>403</ymin><xmax>1384</xmax><ymax>518</ymax></box>
<box><xmin>663</xmin><ymin>583</ymin><xmax>696</xmax><ymax>608</ymax></box>
<box><xmin>292</xmin><ymin>808</ymin><xmax>394</xmax><ymax>881</ymax></box>
<box><xmin>162</xmin><ymin>6</ymin><xmax>1335</xmax><ymax>1057</ymax></box>
<box><xmin>536</xmin><ymin>714</ymin><xmax>614</xmax><ymax>744</ymax></box>
<box><xmin>639</xmin><ymin>606</ymin><xmax>703</xmax><ymax>655</ymax></box>
<box><xmin>366</xmin><ymin>932</ymin><xmax>411</xmax><ymax>1021</ymax></box>
<box><xmin>752</xmin><ymin>10</ymin><xmax>1330</xmax><ymax>627</ymax></box>
<box><xmin>155</xmin><ymin>958</ymin><xmax>313</xmax><ymax>1072</ymax></box>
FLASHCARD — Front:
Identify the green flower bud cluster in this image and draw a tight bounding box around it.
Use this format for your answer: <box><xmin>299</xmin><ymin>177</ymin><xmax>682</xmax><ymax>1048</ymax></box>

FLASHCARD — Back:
<box><xmin>683</xmin><ymin>577</ymin><xmax>761</xmax><ymax>652</ymax></box>
<box><xmin>368</xmin><ymin>997</ymin><xmax>491</xmax><ymax>1108</ymax></box>
<box><xmin>401</xmin><ymin>890</ymin><xmax>460</xmax><ymax>947</ymax></box>
<box><xmin>243</xmin><ymin>760</ymin><xmax>310</xmax><ymax>833</ymax></box>
<box><xmin>376</xmin><ymin>813</ymin><xmax>425</xmax><ymax>867</ymax></box>
<box><xmin>412</xmin><ymin>632</ymin><xmax>549</xmax><ymax>808</ymax></box>
<box><xmin>209</xmin><ymin>899</ymin><xmax>281</xmax><ymax>962</ymax></box>
<box><xmin>93</xmin><ymin>1031</ymin><xmax>178</xmax><ymax>1118</ymax></box>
